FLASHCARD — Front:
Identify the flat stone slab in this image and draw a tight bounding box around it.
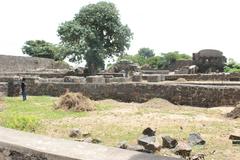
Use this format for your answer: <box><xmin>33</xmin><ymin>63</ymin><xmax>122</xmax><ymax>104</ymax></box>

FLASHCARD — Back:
<box><xmin>0</xmin><ymin>127</ymin><xmax>182</xmax><ymax>160</ymax></box>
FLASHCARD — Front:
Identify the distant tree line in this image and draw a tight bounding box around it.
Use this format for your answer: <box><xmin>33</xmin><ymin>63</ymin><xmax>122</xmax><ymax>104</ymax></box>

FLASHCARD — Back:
<box><xmin>118</xmin><ymin>48</ymin><xmax>191</xmax><ymax>69</ymax></box>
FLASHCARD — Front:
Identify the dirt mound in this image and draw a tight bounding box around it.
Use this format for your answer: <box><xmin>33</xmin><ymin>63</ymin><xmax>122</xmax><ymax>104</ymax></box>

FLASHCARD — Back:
<box><xmin>226</xmin><ymin>106</ymin><xmax>240</xmax><ymax>119</ymax></box>
<box><xmin>141</xmin><ymin>98</ymin><xmax>176</xmax><ymax>108</ymax></box>
<box><xmin>55</xmin><ymin>92</ymin><xmax>95</xmax><ymax>112</ymax></box>
<box><xmin>175</xmin><ymin>78</ymin><xmax>187</xmax><ymax>82</ymax></box>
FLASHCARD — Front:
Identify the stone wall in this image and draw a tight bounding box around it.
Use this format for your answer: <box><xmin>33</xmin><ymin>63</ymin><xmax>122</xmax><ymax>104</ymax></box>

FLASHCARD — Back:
<box><xmin>165</xmin><ymin>73</ymin><xmax>240</xmax><ymax>81</ymax></box>
<box><xmin>0</xmin><ymin>82</ymin><xmax>8</xmax><ymax>96</ymax></box>
<box><xmin>0</xmin><ymin>127</ymin><xmax>180</xmax><ymax>160</ymax></box>
<box><xmin>0</xmin><ymin>55</ymin><xmax>69</xmax><ymax>72</ymax></box>
<box><xmin>9</xmin><ymin>81</ymin><xmax>240</xmax><ymax>107</ymax></box>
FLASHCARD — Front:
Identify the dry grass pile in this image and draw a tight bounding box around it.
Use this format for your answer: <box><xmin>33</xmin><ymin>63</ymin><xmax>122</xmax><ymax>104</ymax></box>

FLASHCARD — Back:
<box><xmin>226</xmin><ymin>106</ymin><xmax>240</xmax><ymax>119</ymax></box>
<box><xmin>141</xmin><ymin>98</ymin><xmax>176</xmax><ymax>108</ymax></box>
<box><xmin>55</xmin><ymin>92</ymin><xmax>95</xmax><ymax>112</ymax></box>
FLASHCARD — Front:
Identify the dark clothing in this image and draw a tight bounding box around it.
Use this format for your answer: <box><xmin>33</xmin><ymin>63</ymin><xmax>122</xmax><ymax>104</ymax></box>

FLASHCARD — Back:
<box><xmin>21</xmin><ymin>82</ymin><xmax>27</xmax><ymax>101</ymax></box>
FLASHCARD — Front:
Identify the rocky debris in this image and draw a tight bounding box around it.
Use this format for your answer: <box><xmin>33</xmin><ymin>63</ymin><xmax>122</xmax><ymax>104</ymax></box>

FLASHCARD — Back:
<box><xmin>83</xmin><ymin>137</ymin><xmax>102</xmax><ymax>144</ymax></box>
<box><xmin>226</xmin><ymin>106</ymin><xmax>240</xmax><ymax>119</ymax></box>
<box><xmin>188</xmin><ymin>133</ymin><xmax>205</xmax><ymax>146</ymax></box>
<box><xmin>142</xmin><ymin>127</ymin><xmax>156</xmax><ymax>136</ymax></box>
<box><xmin>117</xmin><ymin>141</ymin><xmax>128</xmax><ymax>149</ymax></box>
<box><xmin>162</xmin><ymin>136</ymin><xmax>178</xmax><ymax>149</ymax></box>
<box><xmin>69</xmin><ymin>128</ymin><xmax>81</xmax><ymax>138</ymax></box>
<box><xmin>138</xmin><ymin>134</ymin><xmax>161</xmax><ymax>153</ymax></box>
<box><xmin>128</xmin><ymin>144</ymin><xmax>152</xmax><ymax>153</ymax></box>
<box><xmin>191</xmin><ymin>154</ymin><xmax>205</xmax><ymax>160</ymax></box>
<box><xmin>229</xmin><ymin>134</ymin><xmax>240</xmax><ymax>140</ymax></box>
<box><xmin>82</xmin><ymin>132</ymin><xmax>91</xmax><ymax>138</ymax></box>
<box><xmin>174</xmin><ymin>142</ymin><xmax>192</xmax><ymax>158</ymax></box>
<box><xmin>229</xmin><ymin>132</ymin><xmax>240</xmax><ymax>145</ymax></box>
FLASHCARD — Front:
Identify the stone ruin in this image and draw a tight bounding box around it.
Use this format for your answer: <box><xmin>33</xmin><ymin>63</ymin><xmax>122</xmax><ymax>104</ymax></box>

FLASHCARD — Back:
<box><xmin>192</xmin><ymin>49</ymin><xmax>226</xmax><ymax>73</ymax></box>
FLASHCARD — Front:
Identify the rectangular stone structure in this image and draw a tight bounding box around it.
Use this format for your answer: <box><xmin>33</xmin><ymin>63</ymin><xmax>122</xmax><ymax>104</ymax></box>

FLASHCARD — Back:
<box><xmin>147</xmin><ymin>75</ymin><xmax>165</xmax><ymax>82</ymax></box>
<box><xmin>0</xmin><ymin>127</ymin><xmax>182</xmax><ymax>160</ymax></box>
<box><xmin>64</xmin><ymin>76</ymin><xmax>86</xmax><ymax>83</ymax></box>
<box><xmin>86</xmin><ymin>76</ymin><xmax>105</xmax><ymax>84</ymax></box>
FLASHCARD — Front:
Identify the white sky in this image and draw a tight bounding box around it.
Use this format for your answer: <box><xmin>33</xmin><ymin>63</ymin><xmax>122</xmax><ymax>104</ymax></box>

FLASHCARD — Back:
<box><xmin>0</xmin><ymin>0</ymin><xmax>240</xmax><ymax>62</ymax></box>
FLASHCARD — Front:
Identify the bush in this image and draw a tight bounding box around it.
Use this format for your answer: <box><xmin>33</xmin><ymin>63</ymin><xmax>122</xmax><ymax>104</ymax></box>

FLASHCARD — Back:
<box><xmin>0</xmin><ymin>114</ymin><xmax>39</xmax><ymax>132</ymax></box>
<box><xmin>55</xmin><ymin>92</ymin><xmax>95</xmax><ymax>112</ymax></box>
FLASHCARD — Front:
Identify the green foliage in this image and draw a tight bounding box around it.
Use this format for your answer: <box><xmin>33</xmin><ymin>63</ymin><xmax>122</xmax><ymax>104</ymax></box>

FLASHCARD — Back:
<box><xmin>22</xmin><ymin>40</ymin><xmax>63</xmax><ymax>60</ymax></box>
<box><xmin>138</xmin><ymin>48</ymin><xmax>155</xmax><ymax>58</ymax></box>
<box><xmin>118</xmin><ymin>51</ymin><xmax>191</xmax><ymax>69</ymax></box>
<box><xmin>58</xmin><ymin>1</ymin><xmax>133</xmax><ymax>74</ymax></box>
<box><xmin>0</xmin><ymin>114</ymin><xmax>39</xmax><ymax>132</ymax></box>
<box><xmin>224</xmin><ymin>58</ymin><xmax>240</xmax><ymax>73</ymax></box>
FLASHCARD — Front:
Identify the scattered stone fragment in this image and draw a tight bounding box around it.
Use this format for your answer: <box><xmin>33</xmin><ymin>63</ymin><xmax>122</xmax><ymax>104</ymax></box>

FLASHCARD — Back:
<box><xmin>82</xmin><ymin>132</ymin><xmax>91</xmax><ymax>138</ymax></box>
<box><xmin>69</xmin><ymin>128</ymin><xmax>81</xmax><ymax>138</ymax></box>
<box><xmin>191</xmin><ymin>154</ymin><xmax>205</xmax><ymax>160</ymax></box>
<box><xmin>188</xmin><ymin>133</ymin><xmax>205</xmax><ymax>146</ymax></box>
<box><xmin>229</xmin><ymin>134</ymin><xmax>240</xmax><ymax>140</ymax></box>
<box><xmin>232</xmin><ymin>140</ymin><xmax>240</xmax><ymax>145</ymax></box>
<box><xmin>91</xmin><ymin>138</ymin><xmax>102</xmax><ymax>144</ymax></box>
<box><xmin>174</xmin><ymin>142</ymin><xmax>192</xmax><ymax>158</ymax></box>
<box><xmin>162</xmin><ymin>136</ymin><xmax>178</xmax><ymax>149</ymax></box>
<box><xmin>226</xmin><ymin>106</ymin><xmax>240</xmax><ymax>119</ymax></box>
<box><xmin>138</xmin><ymin>135</ymin><xmax>161</xmax><ymax>153</ymax></box>
<box><xmin>83</xmin><ymin>137</ymin><xmax>101</xmax><ymax>144</ymax></box>
<box><xmin>127</xmin><ymin>144</ymin><xmax>151</xmax><ymax>153</ymax></box>
<box><xmin>117</xmin><ymin>141</ymin><xmax>128</xmax><ymax>149</ymax></box>
<box><xmin>142</xmin><ymin>127</ymin><xmax>156</xmax><ymax>136</ymax></box>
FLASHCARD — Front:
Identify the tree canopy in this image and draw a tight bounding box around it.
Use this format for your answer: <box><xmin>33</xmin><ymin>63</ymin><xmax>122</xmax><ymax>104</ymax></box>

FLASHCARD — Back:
<box><xmin>58</xmin><ymin>1</ymin><xmax>133</xmax><ymax>74</ymax></box>
<box><xmin>138</xmin><ymin>47</ymin><xmax>155</xmax><ymax>58</ymax></box>
<box><xmin>118</xmin><ymin>51</ymin><xmax>191</xmax><ymax>70</ymax></box>
<box><xmin>22</xmin><ymin>40</ymin><xmax>62</xmax><ymax>60</ymax></box>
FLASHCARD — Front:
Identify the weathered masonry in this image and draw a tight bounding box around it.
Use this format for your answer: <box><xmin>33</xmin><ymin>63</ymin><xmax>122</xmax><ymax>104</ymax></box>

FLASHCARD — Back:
<box><xmin>0</xmin><ymin>127</ymin><xmax>181</xmax><ymax>160</ymax></box>
<box><xmin>7</xmin><ymin>79</ymin><xmax>240</xmax><ymax>107</ymax></box>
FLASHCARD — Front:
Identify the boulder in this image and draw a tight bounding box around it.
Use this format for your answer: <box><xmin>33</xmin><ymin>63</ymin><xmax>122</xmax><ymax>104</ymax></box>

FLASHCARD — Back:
<box><xmin>69</xmin><ymin>128</ymin><xmax>81</xmax><ymax>138</ymax></box>
<box><xmin>138</xmin><ymin>135</ymin><xmax>161</xmax><ymax>153</ymax></box>
<box><xmin>162</xmin><ymin>136</ymin><xmax>178</xmax><ymax>149</ymax></box>
<box><xmin>188</xmin><ymin>133</ymin><xmax>205</xmax><ymax>146</ymax></box>
<box><xmin>83</xmin><ymin>137</ymin><xmax>101</xmax><ymax>144</ymax></box>
<box><xmin>174</xmin><ymin>142</ymin><xmax>192</xmax><ymax>158</ymax></box>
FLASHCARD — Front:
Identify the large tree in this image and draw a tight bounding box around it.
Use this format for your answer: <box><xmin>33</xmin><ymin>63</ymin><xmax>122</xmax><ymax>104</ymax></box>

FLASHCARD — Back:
<box><xmin>22</xmin><ymin>40</ymin><xmax>63</xmax><ymax>60</ymax></box>
<box><xmin>58</xmin><ymin>1</ymin><xmax>133</xmax><ymax>75</ymax></box>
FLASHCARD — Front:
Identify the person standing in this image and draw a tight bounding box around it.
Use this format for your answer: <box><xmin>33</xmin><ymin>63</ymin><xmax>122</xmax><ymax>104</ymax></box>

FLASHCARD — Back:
<box><xmin>21</xmin><ymin>78</ymin><xmax>27</xmax><ymax>101</ymax></box>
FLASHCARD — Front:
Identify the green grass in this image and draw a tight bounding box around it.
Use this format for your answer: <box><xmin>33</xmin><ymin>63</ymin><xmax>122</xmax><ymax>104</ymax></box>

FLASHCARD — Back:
<box><xmin>0</xmin><ymin>96</ymin><xmax>88</xmax><ymax>131</ymax></box>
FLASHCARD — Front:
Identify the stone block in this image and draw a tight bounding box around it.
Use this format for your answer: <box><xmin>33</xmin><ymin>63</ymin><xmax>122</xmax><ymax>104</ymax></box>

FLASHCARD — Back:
<box><xmin>132</xmin><ymin>75</ymin><xmax>142</xmax><ymax>82</ymax></box>
<box><xmin>64</xmin><ymin>76</ymin><xmax>86</xmax><ymax>83</ymax></box>
<box><xmin>86</xmin><ymin>76</ymin><xmax>105</xmax><ymax>84</ymax></box>
<box><xmin>147</xmin><ymin>75</ymin><xmax>165</xmax><ymax>82</ymax></box>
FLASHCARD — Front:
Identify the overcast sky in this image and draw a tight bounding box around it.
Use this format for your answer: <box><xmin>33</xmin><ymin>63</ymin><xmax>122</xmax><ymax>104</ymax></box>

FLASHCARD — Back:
<box><xmin>0</xmin><ymin>0</ymin><xmax>240</xmax><ymax>62</ymax></box>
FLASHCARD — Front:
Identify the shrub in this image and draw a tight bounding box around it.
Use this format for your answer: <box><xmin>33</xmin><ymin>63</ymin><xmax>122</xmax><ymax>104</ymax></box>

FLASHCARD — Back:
<box><xmin>0</xmin><ymin>114</ymin><xmax>39</xmax><ymax>132</ymax></box>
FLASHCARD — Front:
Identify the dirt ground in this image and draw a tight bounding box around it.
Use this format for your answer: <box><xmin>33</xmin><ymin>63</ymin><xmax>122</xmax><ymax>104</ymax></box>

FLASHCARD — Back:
<box><xmin>37</xmin><ymin>98</ymin><xmax>240</xmax><ymax>160</ymax></box>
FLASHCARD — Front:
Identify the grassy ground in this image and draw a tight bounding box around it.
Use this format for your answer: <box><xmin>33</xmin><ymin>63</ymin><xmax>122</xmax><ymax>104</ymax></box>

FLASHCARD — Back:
<box><xmin>0</xmin><ymin>96</ymin><xmax>239</xmax><ymax>160</ymax></box>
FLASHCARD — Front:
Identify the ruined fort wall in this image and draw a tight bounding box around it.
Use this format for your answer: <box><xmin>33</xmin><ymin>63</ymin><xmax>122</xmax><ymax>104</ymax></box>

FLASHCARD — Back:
<box><xmin>0</xmin><ymin>55</ymin><xmax>69</xmax><ymax>72</ymax></box>
<box><xmin>18</xmin><ymin>82</ymin><xmax>240</xmax><ymax>107</ymax></box>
